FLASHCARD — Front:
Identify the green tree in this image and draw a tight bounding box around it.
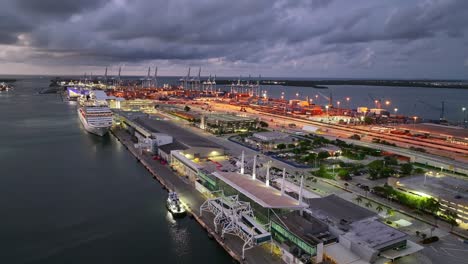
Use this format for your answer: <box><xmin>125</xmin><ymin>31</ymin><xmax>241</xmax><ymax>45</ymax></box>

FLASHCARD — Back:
<box><xmin>376</xmin><ymin>205</ymin><xmax>383</xmax><ymax>213</ymax></box>
<box><xmin>445</xmin><ymin>210</ymin><xmax>458</xmax><ymax>231</ymax></box>
<box><xmin>364</xmin><ymin>116</ymin><xmax>373</xmax><ymax>125</ymax></box>
<box><xmin>400</xmin><ymin>163</ymin><xmax>413</xmax><ymax>175</ymax></box>
<box><xmin>259</xmin><ymin>121</ymin><xmax>269</xmax><ymax>128</ymax></box>
<box><xmin>362</xmin><ymin>185</ymin><xmax>370</xmax><ymax>197</ymax></box>
<box><xmin>386</xmin><ymin>208</ymin><xmax>394</xmax><ymax>217</ymax></box>
<box><xmin>425</xmin><ymin>198</ymin><xmax>440</xmax><ymax>225</ymax></box>
<box><xmin>184</xmin><ymin>105</ymin><xmax>191</xmax><ymax>112</ymax></box>
<box><xmin>355</xmin><ymin>196</ymin><xmax>363</xmax><ymax>204</ymax></box>
<box><xmin>287</xmin><ymin>143</ymin><xmax>296</xmax><ymax>149</ymax></box>
<box><xmin>299</xmin><ymin>140</ymin><xmax>311</xmax><ymax>147</ymax></box>
<box><xmin>317</xmin><ymin>151</ymin><xmax>330</xmax><ymax>160</ymax></box>
<box><xmin>277</xmin><ymin>143</ymin><xmax>286</xmax><ymax>150</ymax></box>
<box><xmin>365</xmin><ymin>201</ymin><xmax>373</xmax><ymax>208</ymax></box>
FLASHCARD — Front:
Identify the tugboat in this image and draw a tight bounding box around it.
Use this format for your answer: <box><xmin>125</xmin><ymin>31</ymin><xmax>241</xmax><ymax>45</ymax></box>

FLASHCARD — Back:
<box><xmin>166</xmin><ymin>192</ymin><xmax>186</xmax><ymax>217</ymax></box>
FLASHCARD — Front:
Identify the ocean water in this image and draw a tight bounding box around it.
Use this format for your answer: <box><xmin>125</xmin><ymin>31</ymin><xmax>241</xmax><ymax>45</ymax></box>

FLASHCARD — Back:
<box><xmin>0</xmin><ymin>76</ymin><xmax>232</xmax><ymax>263</ymax></box>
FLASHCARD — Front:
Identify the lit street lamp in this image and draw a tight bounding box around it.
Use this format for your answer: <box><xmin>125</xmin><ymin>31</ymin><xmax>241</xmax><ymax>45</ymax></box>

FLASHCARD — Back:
<box><xmin>315</xmin><ymin>94</ymin><xmax>319</xmax><ymax>105</ymax></box>
<box><xmin>413</xmin><ymin>116</ymin><xmax>418</xmax><ymax>128</ymax></box>
<box><xmin>463</xmin><ymin>107</ymin><xmax>466</xmax><ymax>125</ymax></box>
<box><xmin>325</xmin><ymin>105</ymin><xmax>329</xmax><ymax>117</ymax></box>
<box><xmin>394</xmin><ymin>108</ymin><xmax>398</xmax><ymax>115</ymax></box>
<box><xmin>385</xmin><ymin>100</ymin><xmax>391</xmax><ymax>106</ymax></box>
<box><xmin>346</xmin><ymin>97</ymin><xmax>350</xmax><ymax>110</ymax></box>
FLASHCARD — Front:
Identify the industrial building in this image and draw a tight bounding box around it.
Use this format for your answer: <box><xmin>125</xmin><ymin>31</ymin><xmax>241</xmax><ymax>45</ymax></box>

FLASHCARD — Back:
<box><xmin>245</xmin><ymin>131</ymin><xmax>293</xmax><ymax>150</ymax></box>
<box><xmin>306</xmin><ymin>195</ymin><xmax>422</xmax><ymax>263</ymax></box>
<box><xmin>134</xmin><ymin>117</ymin><xmax>225</xmax><ymax>158</ymax></box>
<box><xmin>388</xmin><ymin>174</ymin><xmax>468</xmax><ymax>226</ymax></box>
<box><xmin>114</xmin><ymin>111</ymin><xmax>173</xmax><ymax>153</ymax></box>
<box><xmin>200</xmin><ymin>113</ymin><xmax>258</xmax><ymax>134</ymax></box>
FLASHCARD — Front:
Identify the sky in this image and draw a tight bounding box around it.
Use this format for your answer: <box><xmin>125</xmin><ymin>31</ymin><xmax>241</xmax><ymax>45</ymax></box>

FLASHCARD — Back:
<box><xmin>1</xmin><ymin>0</ymin><xmax>468</xmax><ymax>79</ymax></box>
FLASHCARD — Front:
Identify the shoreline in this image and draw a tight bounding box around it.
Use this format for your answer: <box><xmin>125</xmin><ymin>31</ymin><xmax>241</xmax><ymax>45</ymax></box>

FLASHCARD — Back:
<box><xmin>109</xmin><ymin>128</ymin><xmax>250</xmax><ymax>263</ymax></box>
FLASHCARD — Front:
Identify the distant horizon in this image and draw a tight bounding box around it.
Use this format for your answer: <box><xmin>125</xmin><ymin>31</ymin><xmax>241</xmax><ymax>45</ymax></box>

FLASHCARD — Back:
<box><xmin>1</xmin><ymin>73</ymin><xmax>468</xmax><ymax>82</ymax></box>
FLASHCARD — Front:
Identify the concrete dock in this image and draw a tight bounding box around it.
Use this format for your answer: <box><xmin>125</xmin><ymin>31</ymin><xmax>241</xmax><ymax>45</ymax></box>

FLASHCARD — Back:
<box><xmin>111</xmin><ymin>128</ymin><xmax>284</xmax><ymax>264</ymax></box>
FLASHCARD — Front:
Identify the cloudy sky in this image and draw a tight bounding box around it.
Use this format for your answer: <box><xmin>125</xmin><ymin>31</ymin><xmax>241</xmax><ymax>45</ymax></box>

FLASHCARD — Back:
<box><xmin>1</xmin><ymin>0</ymin><xmax>468</xmax><ymax>78</ymax></box>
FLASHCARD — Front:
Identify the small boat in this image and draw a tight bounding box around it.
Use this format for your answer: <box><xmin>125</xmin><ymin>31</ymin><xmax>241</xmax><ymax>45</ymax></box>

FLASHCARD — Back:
<box><xmin>166</xmin><ymin>192</ymin><xmax>186</xmax><ymax>216</ymax></box>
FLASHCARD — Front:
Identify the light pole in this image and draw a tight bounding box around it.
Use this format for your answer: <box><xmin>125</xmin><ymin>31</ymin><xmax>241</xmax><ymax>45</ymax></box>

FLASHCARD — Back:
<box><xmin>325</xmin><ymin>105</ymin><xmax>329</xmax><ymax>121</ymax></box>
<box><xmin>337</xmin><ymin>101</ymin><xmax>341</xmax><ymax>115</ymax></box>
<box><xmin>346</xmin><ymin>97</ymin><xmax>350</xmax><ymax>111</ymax></box>
<box><xmin>394</xmin><ymin>108</ymin><xmax>398</xmax><ymax>125</ymax></box>
<box><xmin>463</xmin><ymin>107</ymin><xmax>466</xmax><ymax>126</ymax></box>
<box><xmin>315</xmin><ymin>94</ymin><xmax>319</xmax><ymax>105</ymax></box>
<box><xmin>413</xmin><ymin>116</ymin><xmax>417</xmax><ymax>128</ymax></box>
<box><xmin>385</xmin><ymin>100</ymin><xmax>391</xmax><ymax>107</ymax></box>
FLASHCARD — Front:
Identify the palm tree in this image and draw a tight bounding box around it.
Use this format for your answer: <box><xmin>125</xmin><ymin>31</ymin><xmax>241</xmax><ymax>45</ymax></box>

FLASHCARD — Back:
<box><xmin>425</xmin><ymin>198</ymin><xmax>440</xmax><ymax>226</ymax></box>
<box><xmin>446</xmin><ymin>210</ymin><xmax>458</xmax><ymax>231</ymax></box>
<box><xmin>362</xmin><ymin>185</ymin><xmax>370</xmax><ymax>197</ymax></box>
<box><xmin>376</xmin><ymin>205</ymin><xmax>383</xmax><ymax>214</ymax></box>
<box><xmin>355</xmin><ymin>196</ymin><xmax>363</xmax><ymax>204</ymax></box>
<box><xmin>365</xmin><ymin>201</ymin><xmax>373</xmax><ymax>208</ymax></box>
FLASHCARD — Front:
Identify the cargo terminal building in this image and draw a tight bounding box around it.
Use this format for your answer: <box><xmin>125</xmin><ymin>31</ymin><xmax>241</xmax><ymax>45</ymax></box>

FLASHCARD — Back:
<box><xmin>199</xmin><ymin>113</ymin><xmax>258</xmax><ymax>134</ymax></box>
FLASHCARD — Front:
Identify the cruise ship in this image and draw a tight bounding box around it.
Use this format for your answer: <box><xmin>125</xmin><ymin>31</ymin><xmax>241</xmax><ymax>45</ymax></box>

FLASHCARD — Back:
<box><xmin>77</xmin><ymin>94</ymin><xmax>113</xmax><ymax>136</ymax></box>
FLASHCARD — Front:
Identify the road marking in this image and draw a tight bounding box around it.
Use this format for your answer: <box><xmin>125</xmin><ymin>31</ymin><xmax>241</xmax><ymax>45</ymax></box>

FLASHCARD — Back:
<box><xmin>441</xmin><ymin>248</ymin><xmax>468</xmax><ymax>252</ymax></box>
<box><xmin>440</xmin><ymin>247</ymin><xmax>455</xmax><ymax>257</ymax></box>
<box><xmin>430</xmin><ymin>246</ymin><xmax>438</xmax><ymax>252</ymax></box>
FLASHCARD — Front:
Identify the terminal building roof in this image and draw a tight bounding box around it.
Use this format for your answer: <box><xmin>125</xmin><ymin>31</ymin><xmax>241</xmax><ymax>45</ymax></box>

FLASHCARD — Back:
<box><xmin>274</xmin><ymin>211</ymin><xmax>333</xmax><ymax>246</ymax></box>
<box><xmin>212</xmin><ymin>171</ymin><xmax>308</xmax><ymax>209</ymax></box>
<box><xmin>135</xmin><ymin>117</ymin><xmax>223</xmax><ymax>149</ymax></box>
<box><xmin>307</xmin><ymin>194</ymin><xmax>376</xmax><ymax>224</ymax></box>
<box><xmin>345</xmin><ymin>218</ymin><xmax>407</xmax><ymax>250</ymax></box>
<box><xmin>158</xmin><ymin>141</ymin><xmax>188</xmax><ymax>154</ymax></box>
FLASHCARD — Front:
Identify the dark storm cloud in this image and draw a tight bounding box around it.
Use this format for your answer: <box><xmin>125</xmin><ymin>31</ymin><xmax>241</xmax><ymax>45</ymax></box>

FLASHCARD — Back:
<box><xmin>0</xmin><ymin>0</ymin><xmax>468</xmax><ymax>78</ymax></box>
<box><xmin>322</xmin><ymin>0</ymin><xmax>468</xmax><ymax>44</ymax></box>
<box><xmin>15</xmin><ymin>0</ymin><xmax>110</xmax><ymax>17</ymax></box>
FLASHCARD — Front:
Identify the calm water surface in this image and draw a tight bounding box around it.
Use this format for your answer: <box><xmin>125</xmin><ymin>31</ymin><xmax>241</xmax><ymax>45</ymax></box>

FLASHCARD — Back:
<box><xmin>0</xmin><ymin>77</ymin><xmax>232</xmax><ymax>263</ymax></box>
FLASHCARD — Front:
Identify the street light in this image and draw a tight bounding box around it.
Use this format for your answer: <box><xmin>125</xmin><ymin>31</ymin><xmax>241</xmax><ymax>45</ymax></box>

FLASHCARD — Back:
<box><xmin>296</xmin><ymin>92</ymin><xmax>299</xmax><ymax>98</ymax></box>
<box><xmin>385</xmin><ymin>100</ymin><xmax>391</xmax><ymax>106</ymax></box>
<box><xmin>325</xmin><ymin>105</ymin><xmax>329</xmax><ymax>117</ymax></box>
<box><xmin>413</xmin><ymin>116</ymin><xmax>418</xmax><ymax>128</ymax></box>
<box><xmin>315</xmin><ymin>94</ymin><xmax>319</xmax><ymax>105</ymax></box>
<box><xmin>346</xmin><ymin>97</ymin><xmax>350</xmax><ymax>110</ymax></box>
<box><xmin>463</xmin><ymin>107</ymin><xmax>466</xmax><ymax>125</ymax></box>
<box><xmin>394</xmin><ymin>108</ymin><xmax>398</xmax><ymax>115</ymax></box>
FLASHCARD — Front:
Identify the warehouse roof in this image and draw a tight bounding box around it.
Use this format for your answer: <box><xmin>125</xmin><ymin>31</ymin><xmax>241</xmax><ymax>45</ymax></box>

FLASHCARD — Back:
<box><xmin>135</xmin><ymin>117</ymin><xmax>223</xmax><ymax>149</ymax></box>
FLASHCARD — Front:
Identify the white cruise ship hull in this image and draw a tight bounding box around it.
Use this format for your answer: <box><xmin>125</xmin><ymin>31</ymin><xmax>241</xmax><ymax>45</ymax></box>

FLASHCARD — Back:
<box><xmin>78</xmin><ymin>108</ymin><xmax>111</xmax><ymax>136</ymax></box>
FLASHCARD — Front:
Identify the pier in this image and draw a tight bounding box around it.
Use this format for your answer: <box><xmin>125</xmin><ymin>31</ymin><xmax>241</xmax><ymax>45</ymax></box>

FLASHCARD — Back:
<box><xmin>110</xmin><ymin>128</ymin><xmax>284</xmax><ymax>264</ymax></box>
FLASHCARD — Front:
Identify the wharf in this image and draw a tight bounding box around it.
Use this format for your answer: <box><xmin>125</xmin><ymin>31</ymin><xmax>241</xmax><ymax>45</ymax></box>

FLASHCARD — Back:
<box><xmin>110</xmin><ymin>128</ymin><xmax>284</xmax><ymax>264</ymax></box>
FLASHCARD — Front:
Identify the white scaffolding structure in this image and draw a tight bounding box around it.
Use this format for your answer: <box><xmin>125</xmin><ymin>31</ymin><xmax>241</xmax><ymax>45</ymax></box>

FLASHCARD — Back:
<box><xmin>200</xmin><ymin>192</ymin><xmax>271</xmax><ymax>260</ymax></box>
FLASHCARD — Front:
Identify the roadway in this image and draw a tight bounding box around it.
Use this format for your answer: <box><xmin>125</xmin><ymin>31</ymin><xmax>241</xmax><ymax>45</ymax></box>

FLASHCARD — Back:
<box><xmin>201</xmin><ymin>102</ymin><xmax>468</xmax><ymax>174</ymax></box>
